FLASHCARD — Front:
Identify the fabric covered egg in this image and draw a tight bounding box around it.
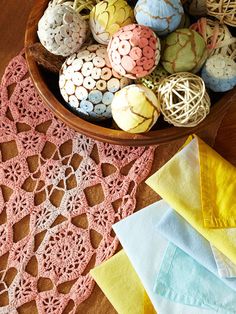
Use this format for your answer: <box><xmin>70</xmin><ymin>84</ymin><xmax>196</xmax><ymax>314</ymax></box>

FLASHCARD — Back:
<box><xmin>89</xmin><ymin>0</ymin><xmax>134</xmax><ymax>45</ymax></box>
<box><xmin>59</xmin><ymin>44</ymin><xmax>132</xmax><ymax>121</ymax></box>
<box><xmin>201</xmin><ymin>55</ymin><xmax>236</xmax><ymax>92</ymax></box>
<box><xmin>137</xmin><ymin>65</ymin><xmax>168</xmax><ymax>93</ymax></box>
<box><xmin>108</xmin><ymin>24</ymin><xmax>161</xmax><ymax>79</ymax></box>
<box><xmin>134</xmin><ymin>0</ymin><xmax>184</xmax><ymax>36</ymax></box>
<box><xmin>38</xmin><ymin>4</ymin><xmax>88</xmax><ymax>57</ymax></box>
<box><xmin>161</xmin><ymin>28</ymin><xmax>207</xmax><ymax>74</ymax></box>
<box><xmin>111</xmin><ymin>84</ymin><xmax>160</xmax><ymax>133</ymax></box>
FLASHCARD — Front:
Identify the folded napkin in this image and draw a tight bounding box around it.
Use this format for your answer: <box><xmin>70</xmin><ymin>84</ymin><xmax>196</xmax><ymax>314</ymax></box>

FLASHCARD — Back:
<box><xmin>90</xmin><ymin>250</ymin><xmax>156</xmax><ymax>314</ymax></box>
<box><xmin>157</xmin><ymin>208</ymin><xmax>236</xmax><ymax>291</ymax></box>
<box><xmin>146</xmin><ymin>137</ymin><xmax>236</xmax><ymax>265</ymax></box>
<box><xmin>155</xmin><ymin>242</ymin><xmax>236</xmax><ymax>313</ymax></box>
<box><xmin>147</xmin><ymin>135</ymin><xmax>236</xmax><ymax>228</ymax></box>
<box><xmin>211</xmin><ymin>245</ymin><xmax>236</xmax><ymax>278</ymax></box>
<box><xmin>113</xmin><ymin>200</ymin><xmax>215</xmax><ymax>314</ymax></box>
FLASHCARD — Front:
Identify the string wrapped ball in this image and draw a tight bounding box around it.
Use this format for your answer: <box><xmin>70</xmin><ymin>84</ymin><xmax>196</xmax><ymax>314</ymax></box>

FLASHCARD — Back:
<box><xmin>108</xmin><ymin>24</ymin><xmax>161</xmax><ymax>79</ymax></box>
<box><xmin>37</xmin><ymin>4</ymin><xmax>88</xmax><ymax>57</ymax></box>
<box><xmin>158</xmin><ymin>72</ymin><xmax>211</xmax><ymax>127</ymax></box>
<box><xmin>134</xmin><ymin>0</ymin><xmax>184</xmax><ymax>36</ymax></box>
<box><xmin>137</xmin><ymin>65</ymin><xmax>168</xmax><ymax>93</ymax></box>
<box><xmin>206</xmin><ymin>0</ymin><xmax>236</xmax><ymax>27</ymax></box>
<box><xmin>191</xmin><ymin>18</ymin><xmax>236</xmax><ymax>61</ymax></box>
<box><xmin>59</xmin><ymin>44</ymin><xmax>132</xmax><ymax>121</ymax></box>
<box><xmin>161</xmin><ymin>29</ymin><xmax>207</xmax><ymax>74</ymax></box>
<box><xmin>201</xmin><ymin>54</ymin><xmax>236</xmax><ymax>92</ymax></box>
<box><xmin>111</xmin><ymin>84</ymin><xmax>160</xmax><ymax>133</ymax></box>
<box><xmin>89</xmin><ymin>0</ymin><xmax>134</xmax><ymax>45</ymax></box>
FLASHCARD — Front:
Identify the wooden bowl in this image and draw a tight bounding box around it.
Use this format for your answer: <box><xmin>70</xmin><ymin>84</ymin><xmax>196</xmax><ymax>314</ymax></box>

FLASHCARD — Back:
<box><xmin>25</xmin><ymin>0</ymin><xmax>236</xmax><ymax>146</ymax></box>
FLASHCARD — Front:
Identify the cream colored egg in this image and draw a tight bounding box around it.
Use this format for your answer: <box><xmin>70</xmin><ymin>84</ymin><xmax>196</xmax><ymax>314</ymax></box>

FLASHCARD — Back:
<box><xmin>111</xmin><ymin>84</ymin><xmax>160</xmax><ymax>133</ymax></box>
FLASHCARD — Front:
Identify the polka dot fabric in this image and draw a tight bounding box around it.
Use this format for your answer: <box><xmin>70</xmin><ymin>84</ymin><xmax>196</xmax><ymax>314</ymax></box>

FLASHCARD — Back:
<box><xmin>59</xmin><ymin>44</ymin><xmax>132</xmax><ymax>121</ymax></box>
<box><xmin>107</xmin><ymin>24</ymin><xmax>161</xmax><ymax>79</ymax></box>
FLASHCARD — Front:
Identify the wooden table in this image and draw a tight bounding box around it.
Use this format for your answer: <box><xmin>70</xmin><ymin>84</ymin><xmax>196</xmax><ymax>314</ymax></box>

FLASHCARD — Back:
<box><xmin>0</xmin><ymin>1</ymin><xmax>236</xmax><ymax>314</ymax></box>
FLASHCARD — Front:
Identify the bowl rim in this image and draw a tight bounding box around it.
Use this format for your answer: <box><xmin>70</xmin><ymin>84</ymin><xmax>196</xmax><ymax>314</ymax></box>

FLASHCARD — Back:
<box><xmin>24</xmin><ymin>0</ymin><xmax>236</xmax><ymax>146</ymax></box>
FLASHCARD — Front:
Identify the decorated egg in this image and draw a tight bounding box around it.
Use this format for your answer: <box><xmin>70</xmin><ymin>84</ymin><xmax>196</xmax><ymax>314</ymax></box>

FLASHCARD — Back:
<box><xmin>201</xmin><ymin>55</ymin><xmax>236</xmax><ymax>92</ymax></box>
<box><xmin>59</xmin><ymin>44</ymin><xmax>132</xmax><ymax>121</ymax></box>
<box><xmin>186</xmin><ymin>0</ymin><xmax>207</xmax><ymax>16</ymax></box>
<box><xmin>134</xmin><ymin>0</ymin><xmax>184</xmax><ymax>36</ymax></box>
<box><xmin>38</xmin><ymin>4</ymin><xmax>88</xmax><ymax>57</ymax></box>
<box><xmin>162</xmin><ymin>28</ymin><xmax>207</xmax><ymax>74</ymax></box>
<box><xmin>111</xmin><ymin>84</ymin><xmax>160</xmax><ymax>133</ymax></box>
<box><xmin>89</xmin><ymin>0</ymin><xmax>134</xmax><ymax>45</ymax></box>
<box><xmin>108</xmin><ymin>24</ymin><xmax>161</xmax><ymax>79</ymax></box>
<box><xmin>137</xmin><ymin>65</ymin><xmax>168</xmax><ymax>93</ymax></box>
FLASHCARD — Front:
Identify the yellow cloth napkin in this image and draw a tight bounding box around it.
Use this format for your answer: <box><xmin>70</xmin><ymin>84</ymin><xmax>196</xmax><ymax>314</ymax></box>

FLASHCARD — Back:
<box><xmin>198</xmin><ymin>138</ymin><xmax>236</xmax><ymax>228</ymax></box>
<box><xmin>90</xmin><ymin>250</ymin><xmax>156</xmax><ymax>314</ymax></box>
<box><xmin>146</xmin><ymin>136</ymin><xmax>236</xmax><ymax>264</ymax></box>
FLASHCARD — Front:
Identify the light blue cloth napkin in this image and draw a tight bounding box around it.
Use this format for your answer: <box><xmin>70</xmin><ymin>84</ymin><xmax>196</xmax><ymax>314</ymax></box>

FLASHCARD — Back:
<box><xmin>157</xmin><ymin>208</ymin><xmax>236</xmax><ymax>292</ymax></box>
<box><xmin>113</xmin><ymin>200</ymin><xmax>215</xmax><ymax>314</ymax></box>
<box><xmin>155</xmin><ymin>242</ymin><xmax>236</xmax><ymax>313</ymax></box>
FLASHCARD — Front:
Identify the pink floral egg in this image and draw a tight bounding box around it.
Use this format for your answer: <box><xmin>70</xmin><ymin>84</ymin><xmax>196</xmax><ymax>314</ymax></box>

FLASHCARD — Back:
<box><xmin>107</xmin><ymin>24</ymin><xmax>161</xmax><ymax>79</ymax></box>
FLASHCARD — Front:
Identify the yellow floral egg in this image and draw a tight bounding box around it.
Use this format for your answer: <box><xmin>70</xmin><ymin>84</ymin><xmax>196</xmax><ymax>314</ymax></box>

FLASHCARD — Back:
<box><xmin>111</xmin><ymin>84</ymin><xmax>160</xmax><ymax>133</ymax></box>
<box><xmin>89</xmin><ymin>0</ymin><xmax>134</xmax><ymax>45</ymax></box>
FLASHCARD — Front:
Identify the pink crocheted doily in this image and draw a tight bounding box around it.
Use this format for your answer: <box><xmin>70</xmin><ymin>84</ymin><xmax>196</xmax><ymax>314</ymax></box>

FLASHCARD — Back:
<box><xmin>0</xmin><ymin>52</ymin><xmax>155</xmax><ymax>313</ymax></box>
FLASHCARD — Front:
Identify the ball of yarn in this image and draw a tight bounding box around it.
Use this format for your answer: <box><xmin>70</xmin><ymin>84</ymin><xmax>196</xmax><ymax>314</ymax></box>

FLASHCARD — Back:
<box><xmin>134</xmin><ymin>0</ymin><xmax>184</xmax><ymax>36</ymax></box>
<box><xmin>161</xmin><ymin>28</ymin><xmax>207</xmax><ymax>74</ymax></box>
<box><xmin>207</xmin><ymin>0</ymin><xmax>236</xmax><ymax>27</ymax></box>
<box><xmin>38</xmin><ymin>4</ymin><xmax>88</xmax><ymax>57</ymax></box>
<box><xmin>136</xmin><ymin>65</ymin><xmax>168</xmax><ymax>93</ymax></box>
<box><xmin>191</xmin><ymin>17</ymin><xmax>236</xmax><ymax>61</ymax></box>
<box><xmin>158</xmin><ymin>72</ymin><xmax>211</xmax><ymax>127</ymax></box>
<box><xmin>201</xmin><ymin>54</ymin><xmax>236</xmax><ymax>92</ymax></box>
<box><xmin>59</xmin><ymin>44</ymin><xmax>132</xmax><ymax>121</ymax></box>
<box><xmin>108</xmin><ymin>24</ymin><xmax>161</xmax><ymax>79</ymax></box>
<box><xmin>89</xmin><ymin>0</ymin><xmax>134</xmax><ymax>45</ymax></box>
<box><xmin>111</xmin><ymin>84</ymin><xmax>160</xmax><ymax>133</ymax></box>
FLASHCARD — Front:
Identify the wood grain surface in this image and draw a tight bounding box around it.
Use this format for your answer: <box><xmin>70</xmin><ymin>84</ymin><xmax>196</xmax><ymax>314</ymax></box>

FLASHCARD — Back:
<box><xmin>0</xmin><ymin>2</ymin><xmax>236</xmax><ymax>314</ymax></box>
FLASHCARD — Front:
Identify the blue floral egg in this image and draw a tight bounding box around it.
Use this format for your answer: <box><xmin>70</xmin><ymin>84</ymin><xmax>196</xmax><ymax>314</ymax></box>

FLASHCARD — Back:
<box><xmin>134</xmin><ymin>0</ymin><xmax>184</xmax><ymax>36</ymax></box>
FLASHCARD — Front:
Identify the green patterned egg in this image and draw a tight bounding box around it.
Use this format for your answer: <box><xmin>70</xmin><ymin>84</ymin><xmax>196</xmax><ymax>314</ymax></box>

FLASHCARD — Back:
<box><xmin>137</xmin><ymin>65</ymin><xmax>168</xmax><ymax>93</ymax></box>
<box><xmin>161</xmin><ymin>28</ymin><xmax>207</xmax><ymax>74</ymax></box>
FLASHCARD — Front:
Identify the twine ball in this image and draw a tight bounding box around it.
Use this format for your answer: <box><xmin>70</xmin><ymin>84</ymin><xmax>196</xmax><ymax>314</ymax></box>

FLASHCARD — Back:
<box><xmin>191</xmin><ymin>18</ymin><xmax>236</xmax><ymax>61</ymax></box>
<box><xmin>59</xmin><ymin>44</ymin><xmax>132</xmax><ymax>121</ymax></box>
<box><xmin>158</xmin><ymin>73</ymin><xmax>211</xmax><ymax>127</ymax></box>
<box><xmin>161</xmin><ymin>29</ymin><xmax>207</xmax><ymax>74</ymax></box>
<box><xmin>134</xmin><ymin>0</ymin><xmax>184</xmax><ymax>36</ymax></box>
<box><xmin>207</xmin><ymin>0</ymin><xmax>236</xmax><ymax>27</ymax></box>
<box><xmin>38</xmin><ymin>4</ymin><xmax>88</xmax><ymax>57</ymax></box>
<box><xmin>111</xmin><ymin>84</ymin><xmax>160</xmax><ymax>133</ymax></box>
<box><xmin>108</xmin><ymin>24</ymin><xmax>161</xmax><ymax>79</ymax></box>
<box><xmin>136</xmin><ymin>65</ymin><xmax>168</xmax><ymax>93</ymax></box>
<box><xmin>201</xmin><ymin>54</ymin><xmax>236</xmax><ymax>92</ymax></box>
<box><xmin>89</xmin><ymin>0</ymin><xmax>134</xmax><ymax>45</ymax></box>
